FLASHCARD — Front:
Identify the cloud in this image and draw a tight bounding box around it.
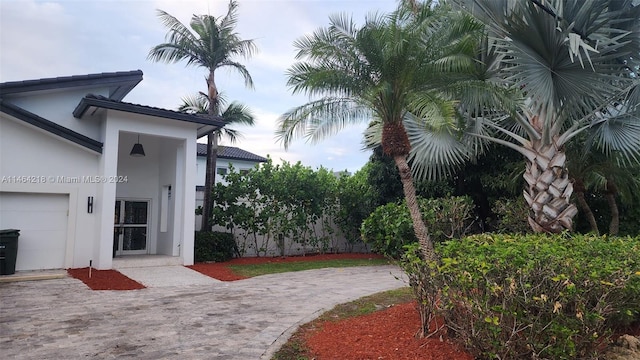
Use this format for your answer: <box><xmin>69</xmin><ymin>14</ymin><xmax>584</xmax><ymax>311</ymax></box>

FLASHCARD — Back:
<box><xmin>1</xmin><ymin>0</ymin><xmax>396</xmax><ymax>174</ymax></box>
<box><xmin>0</xmin><ymin>0</ymin><xmax>76</xmax><ymax>81</ymax></box>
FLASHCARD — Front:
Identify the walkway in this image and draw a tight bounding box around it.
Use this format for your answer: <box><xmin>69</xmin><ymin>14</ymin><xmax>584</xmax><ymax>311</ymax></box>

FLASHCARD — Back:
<box><xmin>0</xmin><ymin>265</ymin><xmax>406</xmax><ymax>359</ymax></box>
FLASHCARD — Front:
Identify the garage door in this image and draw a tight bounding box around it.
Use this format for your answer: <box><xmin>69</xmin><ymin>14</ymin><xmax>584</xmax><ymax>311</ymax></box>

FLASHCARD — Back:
<box><xmin>0</xmin><ymin>192</ymin><xmax>69</xmax><ymax>270</ymax></box>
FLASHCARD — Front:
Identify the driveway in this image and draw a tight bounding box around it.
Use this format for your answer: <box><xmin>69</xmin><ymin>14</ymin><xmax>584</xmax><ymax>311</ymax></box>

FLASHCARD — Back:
<box><xmin>0</xmin><ymin>265</ymin><xmax>406</xmax><ymax>359</ymax></box>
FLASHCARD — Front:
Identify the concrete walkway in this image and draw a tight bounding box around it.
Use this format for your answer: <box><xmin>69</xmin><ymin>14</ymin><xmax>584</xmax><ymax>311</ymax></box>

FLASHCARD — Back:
<box><xmin>0</xmin><ymin>265</ymin><xmax>407</xmax><ymax>359</ymax></box>
<box><xmin>118</xmin><ymin>266</ymin><xmax>222</xmax><ymax>287</ymax></box>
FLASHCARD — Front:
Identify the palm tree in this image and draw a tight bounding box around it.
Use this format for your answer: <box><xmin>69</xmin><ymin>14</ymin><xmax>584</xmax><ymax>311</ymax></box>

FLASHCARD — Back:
<box><xmin>277</xmin><ymin>4</ymin><xmax>485</xmax><ymax>261</ymax></box>
<box><xmin>178</xmin><ymin>92</ymin><xmax>255</xmax><ymax>145</ymax></box>
<box><xmin>567</xmin><ymin>142</ymin><xmax>640</xmax><ymax>235</ymax></box>
<box><xmin>148</xmin><ymin>0</ymin><xmax>257</xmax><ymax>231</ymax></box>
<box><xmin>455</xmin><ymin>0</ymin><xmax>640</xmax><ymax>233</ymax></box>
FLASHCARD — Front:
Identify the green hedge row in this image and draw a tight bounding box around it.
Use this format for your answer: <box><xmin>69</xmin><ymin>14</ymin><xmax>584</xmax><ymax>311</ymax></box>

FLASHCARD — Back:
<box><xmin>194</xmin><ymin>231</ymin><xmax>237</xmax><ymax>262</ymax></box>
<box><xmin>402</xmin><ymin>233</ymin><xmax>640</xmax><ymax>359</ymax></box>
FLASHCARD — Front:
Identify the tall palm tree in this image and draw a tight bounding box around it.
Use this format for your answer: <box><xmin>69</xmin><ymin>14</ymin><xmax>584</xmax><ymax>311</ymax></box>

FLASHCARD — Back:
<box><xmin>277</xmin><ymin>4</ymin><xmax>485</xmax><ymax>261</ymax></box>
<box><xmin>148</xmin><ymin>0</ymin><xmax>257</xmax><ymax>231</ymax></box>
<box><xmin>455</xmin><ymin>0</ymin><xmax>640</xmax><ymax>232</ymax></box>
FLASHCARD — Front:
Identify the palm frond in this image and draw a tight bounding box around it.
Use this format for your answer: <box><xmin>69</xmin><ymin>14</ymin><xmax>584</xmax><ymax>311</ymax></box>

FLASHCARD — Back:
<box><xmin>150</xmin><ymin>5</ymin><xmax>256</xmax><ymax>88</ymax></box>
<box><xmin>179</xmin><ymin>92</ymin><xmax>254</xmax><ymax>144</ymax></box>
<box><xmin>276</xmin><ymin>98</ymin><xmax>371</xmax><ymax>149</ymax></box>
<box><xmin>405</xmin><ymin>112</ymin><xmax>471</xmax><ymax>181</ymax></box>
<box><xmin>587</xmin><ymin>105</ymin><xmax>640</xmax><ymax>166</ymax></box>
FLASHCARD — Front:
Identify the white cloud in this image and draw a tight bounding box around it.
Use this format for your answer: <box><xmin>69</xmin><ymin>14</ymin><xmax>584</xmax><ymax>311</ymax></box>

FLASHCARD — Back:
<box><xmin>0</xmin><ymin>0</ymin><xmax>396</xmax><ymax>173</ymax></box>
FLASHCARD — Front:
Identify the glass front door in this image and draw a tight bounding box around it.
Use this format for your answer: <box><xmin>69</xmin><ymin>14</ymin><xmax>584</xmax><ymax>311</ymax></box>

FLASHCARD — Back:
<box><xmin>113</xmin><ymin>200</ymin><xmax>148</xmax><ymax>256</ymax></box>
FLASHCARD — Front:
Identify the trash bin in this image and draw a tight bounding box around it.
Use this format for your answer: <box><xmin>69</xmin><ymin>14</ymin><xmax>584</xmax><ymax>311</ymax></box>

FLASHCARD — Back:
<box><xmin>0</xmin><ymin>229</ymin><xmax>20</xmax><ymax>275</ymax></box>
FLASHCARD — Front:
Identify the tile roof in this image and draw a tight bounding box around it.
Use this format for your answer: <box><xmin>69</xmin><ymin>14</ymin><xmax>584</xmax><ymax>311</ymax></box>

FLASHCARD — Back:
<box><xmin>197</xmin><ymin>143</ymin><xmax>267</xmax><ymax>162</ymax></box>
<box><xmin>0</xmin><ymin>70</ymin><xmax>143</xmax><ymax>101</ymax></box>
<box><xmin>74</xmin><ymin>94</ymin><xmax>225</xmax><ymax>137</ymax></box>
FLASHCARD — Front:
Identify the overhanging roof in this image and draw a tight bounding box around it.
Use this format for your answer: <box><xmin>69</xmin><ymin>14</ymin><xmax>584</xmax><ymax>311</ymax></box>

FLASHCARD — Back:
<box><xmin>0</xmin><ymin>99</ymin><xmax>103</xmax><ymax>153</ymax></box>
<box><xmin>0</xmin><ymin>70</ymin><xmax>143</xmax><ymax>101</ymax></box>
<box><xmin>73</xmin><ymin>94</ymin><xmax>226</xmax><ymax>137</ymax></box>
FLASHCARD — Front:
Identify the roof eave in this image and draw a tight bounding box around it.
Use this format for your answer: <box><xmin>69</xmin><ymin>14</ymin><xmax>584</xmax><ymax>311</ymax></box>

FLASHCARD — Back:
<box><xmin>0</xmin><ymin>100</ymin><xmax>103</xmax><ymax>153</ymax></box>
<box><xmin>0</xmin><ymin>70</ymin><xmax>143</xmax><ymax>101</ymax></box>
<box><xmin>74</xmin><ymin>96</ymin><xmax>226</xmax><ymax>130</ymax></box>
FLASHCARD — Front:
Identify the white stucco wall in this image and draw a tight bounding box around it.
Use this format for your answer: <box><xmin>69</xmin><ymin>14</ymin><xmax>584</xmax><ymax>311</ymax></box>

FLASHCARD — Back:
<box><xmin>99</xmin><ymin>110</ymin><xmax>197</xmax><ymax>267</ymax></box>
<box><xmin>10</xmin><ymin>89</ymin><xmax>109</xmax><ymax>140</ymax></box>
<box><xmin>0</xmin><ymin>116</ymin><xmax>100</xmax><ymax>270</ymax></box>
<box><xmin>1</xmin><ymin>100</ymin><xmax>200</xmax><ymax>270</ymax></box>
<box><xmin>195</xmin><ymin>155</ymin><xmax>261</xmax><ymax>185</ymax></box>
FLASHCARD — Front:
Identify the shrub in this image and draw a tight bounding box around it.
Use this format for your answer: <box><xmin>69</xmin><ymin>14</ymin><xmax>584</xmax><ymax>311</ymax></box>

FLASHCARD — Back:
<box><xmin>361</xmin><ymin>196</ymin><xmax>475</xmax><ymax>258</ymax></box>
<box><xmin>491</xmin><ymin>197</ymin><xmax>531</xmax><ymax>234</ymax></box>
<box><xmin>361</xmin><ymin>201</ymin><xmax>415</xmax><ymax>258</ymax></box>
<box><xmin>404</xmin><ymin>234</ymin><xmax>640</xmax><ymax>359</ymax></box>
<box><xmin>425</xmin><ymin>196</ymin><xmax>476</xmax><ymax>241</ymax></box>
<box><xmin>194</xmin><ymin>231</ymin><xmax>237</xmax><ymax>262</ymax></box>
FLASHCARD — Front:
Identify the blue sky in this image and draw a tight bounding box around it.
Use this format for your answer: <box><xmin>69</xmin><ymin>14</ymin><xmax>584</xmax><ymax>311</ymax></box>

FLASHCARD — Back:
<box><xmin>0</xmin><ymin>0</ymin><xmax>398</xmax><ymax>173</ymax></box>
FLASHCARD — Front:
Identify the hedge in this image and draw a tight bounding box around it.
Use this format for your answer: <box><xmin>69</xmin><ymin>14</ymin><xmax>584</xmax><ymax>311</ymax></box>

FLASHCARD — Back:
<box><xmin>402</xmin><ymin>233</ymin><xmax>640</xmax><ymax>359</ymax></box>
<box><xmin>194</xmin><ymin>231</ymin><xmax>237</xmax><ymax>262</ymax></box>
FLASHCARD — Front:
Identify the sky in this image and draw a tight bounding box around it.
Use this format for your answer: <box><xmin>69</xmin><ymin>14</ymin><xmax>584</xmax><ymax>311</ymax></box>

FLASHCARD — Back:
<box><xmin>0</xmin><ymin>0</ymin><xmax>399</xmax><ymax>173</ymax></box>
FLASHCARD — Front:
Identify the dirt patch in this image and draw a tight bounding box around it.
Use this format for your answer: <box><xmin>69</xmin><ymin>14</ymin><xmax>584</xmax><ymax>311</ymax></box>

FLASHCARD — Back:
<box><xmin>188</xmin><ymin>253</ymin><xmax>385</xmax><ymax>281</ymax></box>
<box><xmin>605</xmin><ymin>335</ymin><xmax>640</xmax><ymax>360</ymax></box>
<box><xmin>67</xmin><ymin>267</ymin><xmax>145</xmax><ymax>290</ymax></box>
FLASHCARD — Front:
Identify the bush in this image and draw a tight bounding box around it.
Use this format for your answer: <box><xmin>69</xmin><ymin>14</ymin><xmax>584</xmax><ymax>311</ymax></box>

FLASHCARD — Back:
<box><xmin>404</xmin><ymin>234</ymin><xmax>640</xmax><ymax>359</ymax></box>
<box><xmin>361</xmin><ymin>201</ymin><xmax>415</xmax><ymax>258</ymax></box>
<box><xmin>361</xmin><ymin>196</ymin><xmax>475</xmax><ymax>258</ymax></box>
<box><xmin>491</xmin><ymin>197</ymin><xmax>531</xmax><ymax>234</ymax></box>
<box><xmin>194</xmin><ymin>231</ymin><xmax>237</xmax><ymax>262</ymax></box>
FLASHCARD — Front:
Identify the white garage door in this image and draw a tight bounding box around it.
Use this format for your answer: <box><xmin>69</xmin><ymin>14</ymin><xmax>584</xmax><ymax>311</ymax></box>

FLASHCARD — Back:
<box><xmin>0</xmin><ymin>192</ymin><xmax>69</xmax><ymax>270</ymax></box>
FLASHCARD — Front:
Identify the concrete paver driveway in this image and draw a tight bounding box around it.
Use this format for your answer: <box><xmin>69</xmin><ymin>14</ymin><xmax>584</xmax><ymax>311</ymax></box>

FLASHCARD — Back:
<box><xmin>0</xmin><ymin>265</ymin><xmax>406</xmax><ymax>359</ymax></box>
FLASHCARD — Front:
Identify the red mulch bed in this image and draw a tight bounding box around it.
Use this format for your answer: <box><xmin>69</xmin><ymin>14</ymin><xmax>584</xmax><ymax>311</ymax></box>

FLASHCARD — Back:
<box><xmin>187</xmin><ymin>253</ymin><xmax>385</xmax><ymax>281</ymax></box>
<box><xmin>67</xmin><ymin>267</ymin><xmax>145</xmax><ymax>290</ymax></box>
<box><xmin>306</xmin><ymin>301</ymin><xmax>474</xmax><ymax>360</ymax></box>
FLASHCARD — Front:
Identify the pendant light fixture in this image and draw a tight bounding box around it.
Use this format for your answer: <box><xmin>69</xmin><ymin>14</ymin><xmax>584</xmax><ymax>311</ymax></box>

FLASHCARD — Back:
<box><xmin>130</xmin><ymin>134</ymin><xmax>146</xmax><ymax>157</ymax></box>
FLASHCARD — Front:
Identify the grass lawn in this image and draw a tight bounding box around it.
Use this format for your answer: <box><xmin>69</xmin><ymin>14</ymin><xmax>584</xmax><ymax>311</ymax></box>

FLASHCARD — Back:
<box><xmin>228</xmin><ymin>258</ymin><xmax>392</xmax><ymax>278</ymax></box>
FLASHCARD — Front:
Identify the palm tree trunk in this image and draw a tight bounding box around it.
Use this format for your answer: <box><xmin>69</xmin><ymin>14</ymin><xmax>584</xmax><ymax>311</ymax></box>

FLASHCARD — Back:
<box><xmin>381</xmin><ymin>121</ymin><xmax>435</xmax><ymax>261</ymax></box>
<box><xmin>201</xmin><ymin>133</ymin><xmax>214</xmax><ymax>232</ymax></box>
<box><xmin>522</xmin><ymin>139</ymin><xmax>578</xmax><ymax>233</ymax></box>
<box><xmin>201</xmin><ymin>70</ymin><xmax>220</xmax><ymax>232</ymax></box>
<box><xmin>573</xmin><ymin>179</ymin><xmax>600</xmax><ymax>235</ymax></box>
<box><xmin>393</xmin><ymin>155</ymin><xmax>436</xmax><ymax>261</ymax></box>
<box><xmin>605</xmin><ymin>179</ymin><xmax>619</xmax><ymax>236</ymax></box>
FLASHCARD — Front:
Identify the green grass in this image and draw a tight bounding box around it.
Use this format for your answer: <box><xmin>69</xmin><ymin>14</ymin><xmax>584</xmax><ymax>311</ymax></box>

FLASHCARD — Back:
<box><xmin>272</xmin><ymin>287</ymin><xmax>414</xmax><ymax>360</ymax></box>
<box><xmin>229</xmin><ymin>258</ymin><xmax>391</xmax><ymax>278</ymax></box>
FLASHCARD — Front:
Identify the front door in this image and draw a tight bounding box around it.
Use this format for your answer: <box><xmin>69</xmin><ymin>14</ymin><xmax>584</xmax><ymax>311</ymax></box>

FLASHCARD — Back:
<box><xmin>113</xmin><ymin>199</ymin><xmax>149</xmax><ymax>256</ymax></box>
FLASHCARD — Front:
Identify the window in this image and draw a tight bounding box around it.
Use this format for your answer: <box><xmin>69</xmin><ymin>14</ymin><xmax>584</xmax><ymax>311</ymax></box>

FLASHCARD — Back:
<box><xmin>217</xmin><ymin>167</ymin><xmax>227</xmax><ymax>175</ymax></box>
<box><xmin>240</xmin><ymin>169</ymin><xmax>250</xmax><ymax>175</ymax></box>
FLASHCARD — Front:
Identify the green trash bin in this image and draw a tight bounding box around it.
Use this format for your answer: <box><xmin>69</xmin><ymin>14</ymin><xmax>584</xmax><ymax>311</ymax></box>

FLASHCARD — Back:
<box><xmin>0</xmin><ymin>229</ymin><xmax>20</xmax><ymax>275</ymax></box>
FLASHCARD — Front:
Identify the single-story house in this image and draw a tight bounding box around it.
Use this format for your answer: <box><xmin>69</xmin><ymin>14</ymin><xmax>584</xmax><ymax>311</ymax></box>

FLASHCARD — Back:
<box><xmin>0</xmin><ymin>70</ymin><xmax>225</xmax><ymax>271</ymax></box>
